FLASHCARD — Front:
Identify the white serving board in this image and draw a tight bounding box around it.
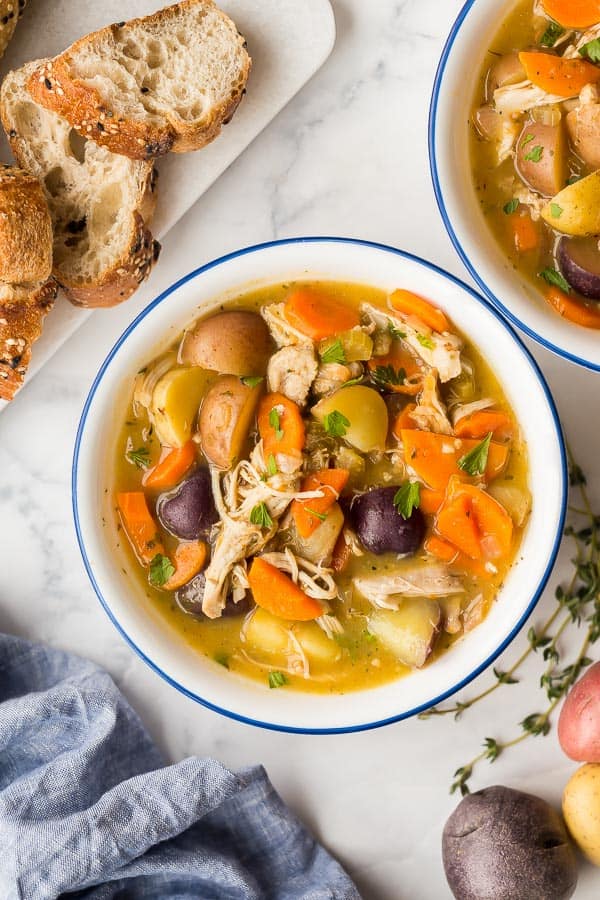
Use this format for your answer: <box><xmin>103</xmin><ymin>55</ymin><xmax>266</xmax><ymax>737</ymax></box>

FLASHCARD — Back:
<box><xmin>0</xmin><ymin>0</ymin><xmax>335</xmax><ymax>409</ymax></box>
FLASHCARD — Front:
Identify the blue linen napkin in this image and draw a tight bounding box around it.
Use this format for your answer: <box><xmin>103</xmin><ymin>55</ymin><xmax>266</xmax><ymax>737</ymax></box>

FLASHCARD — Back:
<box><xmin>0</xmin><ymin>633</ymin><xmax>360</xmax><ymax>900</ymax></box>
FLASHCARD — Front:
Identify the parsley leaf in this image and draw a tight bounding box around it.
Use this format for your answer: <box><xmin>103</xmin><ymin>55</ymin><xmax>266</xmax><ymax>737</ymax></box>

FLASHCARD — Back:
<box><xmin>304</xmin><ymin>506</ymin><xmax>328</xmax><ymax>522</ymax></box>
<box><xmin>250</xmin><ymin>502</ymin><xmax>273</xmax><ymax>528</ymax></box>
<box><xmin>458</xmin><ymin>432</ymin><xmax>493</xmax><ymax>476</ymax></box>
<box><xmin>341</xmin><ymin>375</ymin><xmax>365</xmax><ymax>388</ymax></box>
<box><xmin>269</xmin><ymin>671</ymin><xmax>288</xmax><ymax>689</ymax></box>
<box><xmin>393</xmin><ymin>481</ymin><xmax>421</xmax><ymax>520</ymax></box>
<box><xmin>214</xmin><ymin>652</ymin><xmax>229</xmax><ymax>669</ymax></box>
<box><xmin>540</xmin><ymin>19</ymin><xmax>564</xmax><ymax>48</ymax></box>
<box><xmin>580</xmin><ymin>38</ymin><xmax>600</xmax><ymax>64</ymax></box>
<box><xmin>539</xmin><ymin>267</ymin><xmax>571</xmax><ymax>294</ymax></box>
<box><xmin>388</xmin><ymin>320</ymin><xmax>407</xmax><ymax>341</ymax></box>
<box><xmin>503</xmin><ymin>198</ymin><xmax>519</xmax><ymax>215</ymax></box>
<box><xmin>417</xmin><ymin>333</ymin><xmax>435</xmax><ymax>350</ymax></box>
<box><xmin>241</xmin><ymin>375</ymin><xmax>264</xmax><ymax>388</ymax></box>
<box><xmin>127</xmin><ymin>446</ymin><xmax>151</xmax><ymax>469</ymax></box>
<box><xmin>524</xmin><ymin>145</ymin><xmax>543</xmax><ymax>163</ymax></box>
<box><xmin>149</xmin><ymin>553</ymin><xmax>175</xmax><ymax>587</ymax></box>
<box><xmin>266</xmin><ymin>453</ymin><xmax>278</xmax><ymax>477</ymax></box>
<box><xmin>269</xmin><ymin>407</ymin><xmax>284</xmax><ymax>441</ymax></box>
<box><xmin>521</xmin><ymin>133</ymin><xmax>535</xmax><ymax>146</ymax></box>
<box><xmin>323</xmin><ymin>410</ymin><xmax>350</xmax><ymax>437</ymax></box>
<box><xmin>550</xmin><ymin>203</ymin><xmax>563</xmax><ymax>219</ymax></box>
<box><xmin>320</xmin><ymin>339</ymin><xmax>346</xmax><ymax>365</ymax></box>
<box><xmin>369</xmin><ymin>364</ymin><xmax>406</xmax><ymax>387</ymax></box>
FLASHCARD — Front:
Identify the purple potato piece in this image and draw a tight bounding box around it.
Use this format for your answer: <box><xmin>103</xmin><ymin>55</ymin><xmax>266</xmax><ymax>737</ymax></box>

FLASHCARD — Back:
<box><xmin>443</xmin><ymin>786</ymin><xmax>577</xmax><ymax>900</ymax></box>
<box><xmin>349</xmin><ymin>486</ymin><xmax>425</xmax><ymax>555</ymax></box>
<box><xmin>175</xmin><ymin>573</ymin><xmax>251</xmax><ymax>619</ymax></box>
<box><xmin>156</xmin><ymin>469</ymin><xmax>218</xmax><ymax>541</ymax></box>
<box><xmin>558</xmin><ymin>236</ymin><xmax>600</xmax><ymax>300</ymax></box>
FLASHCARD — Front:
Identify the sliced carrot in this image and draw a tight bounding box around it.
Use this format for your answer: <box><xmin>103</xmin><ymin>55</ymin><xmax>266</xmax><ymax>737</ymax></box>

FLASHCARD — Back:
<box><xmin>507</xmin><ymin>210</ymin><xmax>540</xmax><ymax>254</ymax></box>
<box><xmin>331</xmin><ymin>531</ymin><xmax>351</xmax><ymax>573</ymax></box>
<box><xmin>544</xmin><ymin>285</ymin><xmax>600</xmax><ymax>329</ymax></box>
<box><xmin>424</xmin><ymin>534</ymin><xmax>457</xmax><ymax>563</ymax></box>
<box><xmin>144</xmin><ymin>441</ymin><xmax>196</xmax><ymax>489</ymax></box>
<box><xmin>542</xmin><ymin>0</ymin><xmax>600</xmax><ymax>29</ymax></box>
<box><xmin>392</xmin><ymin>403</ymin><xmax>417</xmax><ymax>438</ymax></box>
<box><xmin>284</xmin><ymin>287</ymin><xmax>360</xmax><ymax>340</ymax></box>
<box><xmin>257</xmin><ymin>392</ymin><xmax>306</xmax><ymax>458</ymax></box>
<box><xmin>368</xmin><ymin>347</ymin><xmax>425</xmax><ymax>395</ymax></box>
<box><xmin>450</xmin><ymin>554</ymin><xmax>495</xmax><ymax>580</ymax></box>
<box><xmin>459</xmin><ymin>484</ymin><xmax>514</xmax><ymax>560</ymax></box>
<box><xmin>419</xmin><ymin>488</ymin><xmax>446</xmax><ymax>516</ymax></box>
<box><xmin>454</xmin><ymin>410</ymin><xmax>513</xmax><ymax>441</ymax></box>
<box><xmin>163</xmin><ymin>540</ymin><xmax>207</xmax><ymax>591</ymax></box>
<box><xmin>248</xmin><ymin>557</ymin><xmax>323</xmax><ymax>621</ymax></box>
<box><xmin>390</xmin><ymin>288</ymin><xmax>450</xmax><ymax>333</ymax></box>
<box><xmin>436</xmin><ymin>493</ymin><xmax>482</xmax><ymax>560</ymax></box>
<box><xmin>117</xmin><ymin>492</ymin><xmax>164</xmax><ymax>565</ymax></box>
<box><xmin>435</xmin><ymin>481</ymin><xmax>513</xmax><ymax>563</ymax></box>
<box><xmin>292</xmin><ymin>468</ymin><xmax>350</xmax><ymax>538</ymax></box>
<box><xmin>400</xmin><ymin>430</ymin><xmax>509</xmax><ymax>491</ymax></box>
<box><xmin>519</xmin><ymin>51</ymin><xmax>600</xmax><ymax>98</ymax></box>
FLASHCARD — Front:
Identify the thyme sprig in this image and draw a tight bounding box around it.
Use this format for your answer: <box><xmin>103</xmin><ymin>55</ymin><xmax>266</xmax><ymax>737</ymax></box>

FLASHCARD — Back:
<box><xmin>420</xmin><ymin>448</ymin><xmax>599</xmax><ymax>795</ymax></box>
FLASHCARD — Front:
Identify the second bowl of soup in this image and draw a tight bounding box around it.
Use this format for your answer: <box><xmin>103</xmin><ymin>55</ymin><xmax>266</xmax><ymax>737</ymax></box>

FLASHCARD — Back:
<box><xmin>73</xmin><ymin>238</ymin><xmax>566</xmax><ymax>732</ymax></box>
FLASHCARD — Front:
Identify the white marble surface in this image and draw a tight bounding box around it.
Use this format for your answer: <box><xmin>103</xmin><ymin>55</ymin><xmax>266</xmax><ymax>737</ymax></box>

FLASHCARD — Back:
<box><xmin>1</xmin><ymin>1</ymin><xmax>600</xmax><ymax>897</ymax></box>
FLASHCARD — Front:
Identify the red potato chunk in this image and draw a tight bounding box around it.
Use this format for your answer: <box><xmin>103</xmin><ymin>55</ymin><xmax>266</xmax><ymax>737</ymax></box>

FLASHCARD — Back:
<box><xmin>515</xmin><ymin>121</ymin><xmax>568</xmax><ymax>197</ymax></box>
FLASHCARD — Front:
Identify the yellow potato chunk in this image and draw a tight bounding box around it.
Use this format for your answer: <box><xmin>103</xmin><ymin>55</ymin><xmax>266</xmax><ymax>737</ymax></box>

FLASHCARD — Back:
<box><xmin>151</xmin><ymin>367</ymin><xmax>216</xmax><ymax>448</ymax></box>
<box><xmin>542</xmin><ymin>170</ymin><xmax>600</xmax><ymax>236</ymax></box>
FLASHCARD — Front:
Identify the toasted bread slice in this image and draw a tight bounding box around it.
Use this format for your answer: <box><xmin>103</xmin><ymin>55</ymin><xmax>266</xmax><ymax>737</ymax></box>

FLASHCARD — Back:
<box><xmin>0</xmin><ymin>0</ymin><xmax>26</xmax><ymax>60</ymax></box>
<box><xmin>0</xmin><ymin>164</ymin><xmax>52</xmax><ymax>284</ymax></box>
<box><xmin>28</xmin><ymin>0</ymin><xmax>251</xmax><ymax>160</ymax></box>
<box><xmin>1</xmin><ymin>62</ymin><xmax>161</xmax><ymax>308</ymax></box>
<box><xmin>0</xmin><ymin>278</ymin><xmax>57</xmax><ymax>401</ymax></box>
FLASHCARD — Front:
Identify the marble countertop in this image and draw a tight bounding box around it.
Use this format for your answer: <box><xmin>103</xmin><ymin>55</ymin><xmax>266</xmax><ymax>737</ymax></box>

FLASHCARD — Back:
<box><xmin>1</xmin><ymin>1</ymin><xmax>599</xmax><ymax>896</ymax></box>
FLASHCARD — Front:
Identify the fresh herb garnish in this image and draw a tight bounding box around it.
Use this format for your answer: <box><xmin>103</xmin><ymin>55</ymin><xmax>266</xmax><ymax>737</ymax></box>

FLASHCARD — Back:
<box><xmin>369</xmin><ymin>364</ymin><xmax>407</xmax><ymax>387</ymax></box>
<box><xmin>540</xmin><ymin>19</ymin><xmax>564</xmax><ymax>48</ymax></box>
<box><xmin>323</xmin><ymin>410</ymin><xmax>350</xmax><ymax>437</ymax></box>
<box><xmin>320</xmin><ymin>339</ymin><xmax>346</xmax><ymax>365</ymax></box>
<box><xmin>269</xmin><ymin>407</ymin><xmax>284</xmax><ymax>441</ymax></box>
<box><xmin>521</xmin><ymin>133</ymin><xmax>535</xmax><ymax>146</ymax></box>
<box><xmin>458</xmin><ymin>432</ymin><xmax>492</xmax><ymax>476</ymax></box>
<box><xmin>214</xmin><ymin>652</ymin><xmax>229</xmax><ymax>669</ymax></box>
<box><xmin>269</xmin><ymin>671</ymin><xmax>288</xmax><ymax>689</ymax></box>
<box><xmin>567</xmin><ymin>174</ymin><xmax>583</xmax><ymax>186</ymax></box>
<box><xmin>127</xmin><ymin>446</ymin><xmax>151</xmax><ymax>469</ymax></box>
<box><xmin>388</xmin><ymin>320</ymin><xmax>407</xmax><ymax>341</ymax></box>
<box><xmin>539</xmin><ymin>267</ymin><xmax>571</xmax><ymax>294</ymax></box>
<box><xmin>420</xmin><ymin>449</ymin><xmax>600</xmax><ymax>796</ymax></box>
<box><xmin>241</xmin><ymin>375</ymin><xmax>264</xmax><ymax>388</ymax></box>
<box><xmin>550</xmin><ymin>203</ymin><xmax>563</xmax><ymax>219</ymax></box>
<box><xmin>363</xmin><ymin>630</ymin><xmax>377</xmax><ymax>643</ymax></box>
<box><xmin>250</xmin><ymin>502</ymin><xmax>273</xmax><ymax>528</ymax></box>
<box><xmin>524</xmin><ymin>144</ymin><xmax>543</xmax><ymax>163</ymax></box>
<box><xmin>393</xmin><ymin>481</ymin><xmax>421</xmax><ymax>520</ymax></box>
<box><xmin>580</xmin><ymin>37</ymin><xmax>600</xmax><ymax>64</ymax></box>
<box><xmin>417</xmin><ymin>333</ymin><xmax>435</xmax><ymax>350</ymax></box>
<box><xmin>304</xmin><ymin>506</ymin><xmax>328</xmax><ymax>522</ymax></box>
<box><xmin>341</xmin><ymin>375</ymin><xmax>365</xmax><ymax>388</ymax></box>
<box><xmin>149</xmin><ymin>553</ymin><xmax>175</xmax><ymax>587</ymax></box>
<box><xmin>266</xmin><ymin>453</ymin><xmax>278</xmax><ymax>477</ymax></box>
<box><xmin>503</xmin><ymin>198</ymin><xmax>519</xmax><ymax>215</ymax></box>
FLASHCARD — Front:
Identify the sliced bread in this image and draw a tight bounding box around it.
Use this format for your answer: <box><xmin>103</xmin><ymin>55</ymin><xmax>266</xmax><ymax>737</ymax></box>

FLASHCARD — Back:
<box><xmin>27</xmin><ymin>0</ymin><xmax>251</xmax><ymax>160</ymax></box>
<box><xmin>0</xmin><ymin>278</ymin><xmax>57</xmax><ymax>401</ymax></box>
<box><xmin>1</xmin><ymin>61</ymin><xmax>161</xmax><ymax>308</ymax></box>
<box><xmin>0</xmin><ymin>0</ymin><xmax>26</xmax><ymax>60</ymax></box>
<box><xmin>0</xmin><ymin>164</ymin><xmax>52</xmax><ymax>284</ymax></box>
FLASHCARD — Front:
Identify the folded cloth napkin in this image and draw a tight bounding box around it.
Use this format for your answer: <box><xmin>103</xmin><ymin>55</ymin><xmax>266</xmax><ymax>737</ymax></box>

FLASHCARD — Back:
<box><xmin>0</xmin><ymin>634</ymin><xmax>360</xmax><ymax>900</ymax></box>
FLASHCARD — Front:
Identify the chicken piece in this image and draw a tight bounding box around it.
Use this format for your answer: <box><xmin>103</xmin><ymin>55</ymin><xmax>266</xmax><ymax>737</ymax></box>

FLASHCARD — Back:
<box><xmin>513</xmin><ymin>183</ymin><xmax>547</xmax><ymax>221</ymax></box>
<box><xmin>494</xmin><ymin>81</ymin><xmax>567</xmax><ymax>117</ymax></box>
<box><xmin>267</xmin><ymin>345</ymin><xmax>318</xmax><ymax>407</ymax></box>
<box><xmin>567</xmin><ymin>84</ymin><xmax>600</xmax><ymax>169</ymax></box>
<box><xmin>354</xmin><ymin>565</ymin><xmax>464</xmax><ymax>611</ymax></box>
<box><xmin>261</xmin><ymin>302</ymin><xmax>313</xmax><ymax>348</ymax></box>
<box><xmin>202</xmin><ymin>519</ymin><xmax>267</xmax><ymax>618</ymax></box>
<box><xmin>410</xmin><ymin>370</ymin><xmax>453</xmax><ymax>435</ymax></box>
<box><xmin>312</xmin><ymin>361</ymin><xmax>363</xmax><ymax>397</ymax></box>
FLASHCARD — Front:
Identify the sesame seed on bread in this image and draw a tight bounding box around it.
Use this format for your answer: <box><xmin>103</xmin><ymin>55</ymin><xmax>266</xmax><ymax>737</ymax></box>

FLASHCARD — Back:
<box><xmin>0</xmin><ymin>0</ymin><xmax>26</xmax><ymax>60</ymax></box>
<box><xmin>0</xmin><ymin>277</ymin><xmax>57</xmax><ymax>401</ymax></box>
<box><xmin>0</xmin><ymin>164</ymin><xmax>53</xmax><ymax>284</ymax></box>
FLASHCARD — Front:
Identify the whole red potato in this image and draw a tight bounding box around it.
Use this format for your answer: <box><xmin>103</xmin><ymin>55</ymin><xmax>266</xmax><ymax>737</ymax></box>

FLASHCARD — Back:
<box><xmin>558</xmin><ymin>661</ymin><xmax>600</xmax><ymax>762</ymax></box>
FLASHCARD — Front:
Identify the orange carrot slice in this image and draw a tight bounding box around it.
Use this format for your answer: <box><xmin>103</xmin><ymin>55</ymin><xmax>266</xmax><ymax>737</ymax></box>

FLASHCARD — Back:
<box><xmin>519</xmin><ymin>51</ymin><xmax>600</xmax><ymax>98</ymax></box>
<box><xmin>368</xmin><ymin>347</ymin><xmax>425</xmax><ymax>395</ymax></box>
<box><xmin>392</xmin><ymin>403</ymin><xmax>417</xmax><ymax>438</ymax></box>
<box><xmin>459</xmin><ymin>484</ymin><xmax>514</xmax><ymax>559</ymax></box>
<box><xmin>257</xmin><ymin>392</ymin><xmax>306</xmax><ymax>458</ymax></box>
<box><xmin>144</xmin><ymin>441</ymin><xmax>196</xmax><ymax>489</ymax></box>
<box><xmin>248</xmin><ymin>557</ymin><xmax>323</xmax><ymax>621</ymax></box>
<box><xmin>331</xmin><ymin>531</ymin><xmax>351</xmax><ymax>573</ymax></box>
<box><xmin>507</xmin><ymin>210</ymin><xmax>540</xmax><ymax>254</ymax></box>
<box><xmin>454</xmin><ymin>411</ymin><xmax>513</xmax><ymax>441</ymax></box>
<box><xmin>400</xmin><ymin>430</ymin><xmax>509</xmax><ymax>491</ymax></box>
<box><xmin>544</xmin><ymin>286</ymin><xmax>600</xmax><ymax>329</ymax></box>
<box><xmin>284</xmin><ymin>288</ymin><xmax>360</xmax><ymax>339</ymax></box>
<box><xmin>419</xmin><ymin>488</ymin><xmax>446</xmax><ymax>516</ymax></box>
<box><xmin>542</xmin><ymin>0</ymin><xmax>600</xmax><ymax>28</ymax></box>
<box><xmin>292</xmin><ymin>469</ymin><xmax>350</xmax><ymax>538</ymax></box>
<box><xmin>436</xmin><ymin>493</ymin><xmax>482</xmax><ymax>560</ymax></box>
<box><xmin>117</xmin><ymin>492</ymin><xmax>164</xmax><ymax>564</ymax></box>
<box><xmin>390</xmin><ymin>288</ymin><xmax>450</xmax><ymax>333</ymax></box>
<box><xmin>424</xmin><ymin>534</ymin><xmax>457</xmax><ymax>563</ymax></box>
<box><xmin>163</xmin><ymin>540</ymin><xmax>207</xmax><ymax>591</ymax></box>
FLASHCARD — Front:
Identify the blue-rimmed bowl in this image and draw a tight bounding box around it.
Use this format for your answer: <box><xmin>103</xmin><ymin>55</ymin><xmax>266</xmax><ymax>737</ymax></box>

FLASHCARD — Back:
<box><xmin>73</xmin><ymin>237</ymin><xmax>566</xmax><ymax>733</ymax></box>
<box><xmin>430</xmin><ymin>0</ymin><xmax>600</xmax><ymax>371</ymax></box>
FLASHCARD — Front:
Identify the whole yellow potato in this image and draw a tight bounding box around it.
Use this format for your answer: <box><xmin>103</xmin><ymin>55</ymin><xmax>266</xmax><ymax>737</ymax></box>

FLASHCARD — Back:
<box><xmin>563</xmin><ymin>763</ymin><xmax>600</xmax><ymax>866</ymax></box>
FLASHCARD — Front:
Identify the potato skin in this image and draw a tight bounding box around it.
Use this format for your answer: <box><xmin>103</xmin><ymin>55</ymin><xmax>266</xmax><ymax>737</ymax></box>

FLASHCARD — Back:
<box><xmin>180</xmin><ymin>311</ymin><xmax>273</xmax><ymax>376</ymax></box>
<box><xmin>563</xmin><ymin>764</ymin><xmax>600</xmax><ymax>865</ymax></box>
<box><xmin>443</xmin><ymin>785</ymin><xmax>577</xmax><ymax>900</ymax></box>
<box><xmin>515</xmin><ymin>121</ymin><xmax>568</xmax><ymax>198</ymax></box>
<box><xmin>558</xmin><ymin>661</ymin><xmax>600</xmax><ymax>763</ymax></box>
<box><xmin>199</xmin><ymin>375</ymin><xmax>262</xmax><ymax>469</ymax></box>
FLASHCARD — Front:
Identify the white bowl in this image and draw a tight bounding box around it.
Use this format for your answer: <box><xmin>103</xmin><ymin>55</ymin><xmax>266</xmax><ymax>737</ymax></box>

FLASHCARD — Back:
<box><xmin>430</xmin><ymin>0</ymin><xmax>600</xmax><ymax>371</ymax></box>
<box><xmin>72</xmin><ymin>237</ymin><xmax>566</xmax><ymax>733</ymax></box>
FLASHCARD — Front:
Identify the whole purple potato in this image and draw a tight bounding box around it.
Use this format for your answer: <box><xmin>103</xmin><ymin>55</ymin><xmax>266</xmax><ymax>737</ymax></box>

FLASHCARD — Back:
<box><xmin>156</xmin><ymin>469</ymin><xmax>218</xmax><ymax>541</ymax></box>
<box><xmin>558</xmin><ymin>236</ymin><xmax>600</xmax><ymax>299</ymax></box>
<box><xmin>349</xmin><ymin>486</ymin><xmax>425</xmax><ymax>555</ymax></box>
<box><xmin>175</xmin><ymin>573</ymin><xmax>250</xmax><ymax>619</ymax></box>
<box><xmin>443</xmin><ymin>786</ymin><xmax>577</xmax><ymax>900</ymax></box>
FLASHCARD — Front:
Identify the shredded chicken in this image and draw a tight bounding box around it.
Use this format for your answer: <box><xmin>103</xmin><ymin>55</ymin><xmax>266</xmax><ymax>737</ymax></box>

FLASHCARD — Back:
<box><xmin>410</xmin><ymin>370</ymin><xmax>453</xmax><ymax>435</ymax></box>
<box><xmin>451</xmin><ymin>397</ymin><xmax>496</xmax><ymax>426</ymax></box>
<box><xmin>361</xmin><ymin>303</ymin><xmax>462</xmax><ymax>383</ymax></box>
<box><xmin>261</xmin><ymin>302</ymin><xmax>313</xmax><ymax>348</ymax></box>
<box><xmin>463</xmin><ymin>593</ymin><xmax>486</xmax><ymax>633</ymax></box>
<box><xmin>564</xmin><ymin>24</ymin><xmax>600</xmax><ymax>58</ymax></box>
<box><xmin>313</xmin><ymin>361</ymin><xmax>363</xmax><ymax>396</ymax></box>
<box><xmin>494</xmin><ymin>81</ymin><xmax>567</xmax><ymax>117</ymax></box>
<box><xmin>513</xmin><ymin>183</ymin><xmax>547</xmax><ymax>221</ymax></box>
<box><xmin>258</xmin><ymin>548</ymin><xmax>339</xmax><ymax>602</ymax></box>
<box><xmin>354</xmin><ymin>565</ymin><xmax>464</xmax><ymax>611</ymax></box>
<box><xmin>267</xmin><ymin>345</ymin><xmax>318</xmax><ymax>406</ymax></box>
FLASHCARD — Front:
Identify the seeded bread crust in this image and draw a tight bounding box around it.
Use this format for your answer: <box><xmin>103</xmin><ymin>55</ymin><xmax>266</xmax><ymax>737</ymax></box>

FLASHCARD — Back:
<box><xmin>27</xmin><ymin>0</ymin><xmax>251</xmax><ymax>160</ymax></box>
<box><xmin>0</xmin><ymin>0</ymin><xmax>26</xmax><ymax>60</ymax></box>
<box><xmin>0</xmin><ymin>277</ymin><xmax>57</xmax><ymax>401</ymax></box>
<box><xmin>0</xmin><ymin>164</ymin><xmax>53</xmax><ymax>284</ymax></box>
